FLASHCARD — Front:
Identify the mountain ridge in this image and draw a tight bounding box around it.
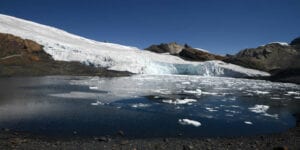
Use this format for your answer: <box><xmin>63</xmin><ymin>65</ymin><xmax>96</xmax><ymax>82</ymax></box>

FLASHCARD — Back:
<box><xmin>144</xmin><ymin>39</ymin><xmax>300</xmax><ymax>83</ymax></box>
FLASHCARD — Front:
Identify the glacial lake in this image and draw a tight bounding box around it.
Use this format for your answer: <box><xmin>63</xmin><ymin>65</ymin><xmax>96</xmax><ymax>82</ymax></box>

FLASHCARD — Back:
<box><xmin>0</xmin><ymin>75</ymin><xmax>299</xmax><ymax>138</ymax></box>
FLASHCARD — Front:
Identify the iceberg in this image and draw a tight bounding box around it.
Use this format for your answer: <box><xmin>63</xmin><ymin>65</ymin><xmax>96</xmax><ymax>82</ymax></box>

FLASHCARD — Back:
<box><xmin>178</xmin><ymin>119</ymin><xmax>201</xmax><ymax>127</ymax></box>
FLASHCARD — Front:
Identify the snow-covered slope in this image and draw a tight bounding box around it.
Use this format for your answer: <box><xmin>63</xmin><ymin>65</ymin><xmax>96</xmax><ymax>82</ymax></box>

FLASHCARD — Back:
<box><xmin>0</xmin><ymin>14</ymin><xmax>269</xmax><ymax>77</ymax></box>
<box><xmin>261</xmin><ymin>42</ymin><xmax>290</xmax><ymax>47</ymax></box>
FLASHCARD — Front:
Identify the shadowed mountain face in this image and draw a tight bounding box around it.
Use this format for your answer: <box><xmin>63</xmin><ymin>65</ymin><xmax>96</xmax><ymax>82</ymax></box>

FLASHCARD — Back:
<box><xmin>145</xmin><ymin>42</ymin><xmax>225</xmax><ymax>61</ymax></box>
<box><xmin>290</xmin><ymin>37</ymin><xmax>300</xmax><ymax>50</ymax></box>
<box><xmin>0</xmin><ymin>33</ymin><xmax>130</xmax><ymax>77</ymax></box>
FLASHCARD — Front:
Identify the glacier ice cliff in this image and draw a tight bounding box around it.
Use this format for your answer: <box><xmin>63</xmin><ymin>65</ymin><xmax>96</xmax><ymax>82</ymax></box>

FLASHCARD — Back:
<box><xmin>0</xmin><ymin>14</ymin><xmax>269</xmax><ymax>77</ymax></box>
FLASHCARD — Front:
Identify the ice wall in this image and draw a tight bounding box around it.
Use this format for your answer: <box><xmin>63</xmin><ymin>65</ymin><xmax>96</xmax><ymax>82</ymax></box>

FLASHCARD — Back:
<box><xmin>0</xmin><ymin>14</ymin><xmax>270</xmax><ymax>77</ymax></box>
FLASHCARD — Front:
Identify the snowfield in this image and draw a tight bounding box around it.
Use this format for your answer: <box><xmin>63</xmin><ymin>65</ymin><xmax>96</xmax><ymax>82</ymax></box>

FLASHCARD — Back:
<box><xmin>0</xmin><ymin>14</ymin><xmax>270</xmax><ymax>77</ymax></box>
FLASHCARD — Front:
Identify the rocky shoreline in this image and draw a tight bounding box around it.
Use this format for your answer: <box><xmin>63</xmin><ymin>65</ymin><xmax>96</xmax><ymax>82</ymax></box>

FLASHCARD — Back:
<box><xmin>0</xmin><ymin>120</ymin><xmax>299</xmax><ymax>150</ymax></box>
<box><xmin>0</xmin><ymin>127</ymin><xmax>298</xmax><ymax>150</ymax></box>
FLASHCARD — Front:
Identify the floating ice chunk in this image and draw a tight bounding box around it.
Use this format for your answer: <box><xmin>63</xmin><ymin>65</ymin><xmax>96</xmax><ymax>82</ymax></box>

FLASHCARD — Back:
<box><xmin>182</xmin><ymin>82</ymin><xmax>191</xmax><ymax>85</ymax></box>
<box><xmin>271</xmin><ymin>97</ymin><xmax>282</xmax><ymax>100</ymax></box>
<box><xmin>229</xmin><ymin>97</ymin><xmax>236</xmax><ymax>101</ymax></box>
<box><xmin>178</xmin><ymin>119</ymin><xmax>201</xmax><ymax>127</ymax></box>
<box><xmin>183</xmin><ymin>89</ymin><xmax>202</xmax><ymax>95</ymax></box>
<box><xmin>263</xmin><ymin>113</ymin><xmax>279</xmax><ymax>119</ymax></box>
<box><xmin>254</xmin><ymin>91</ymin><xmax>270</xmax><ymax>95</ymax></box>
<box><xmin>175</xmin><ymin>106</ymin><xmax>181</xmax><ymax>109</ymax></box>
<box><xmin>205</xmin><ymin>107</ymin><xmax>218</xmax><ymax>112</ymax></box>
<box><xmin>89</xmin><ymin>86</ymin><xmax>98</xmax><ymax>90</ymax></box>
<box><xmin>249</xmin><ymin>105</ymin><xmax>269</xmax><ymax>113</ymax></box>
<box><xmin>162</xmin><ymin>100</ymin><xmax>173</xmax><ymax>104</ymax></box>
<box><xmin>248</xmin><ymin>105</ymin><xmax>278</xmax><ymax>119</ymax></box>
<box><xmin>50</xmin><ymin>92</ymin><xmax>97</xmax><ymax>99</ymax></box>
<box><xmin>244</xmin><ymin>121</ymin><xmax>253</xmax><ymax>125</ymax></box>
<box><xmin>131</xmin><ymin>103</ymin><xmax>150</xmax><ymax>108</ymax></box>
<box><xmin>202</xmin><ymin>92</ymin><xmax>218</xmax><ymax>95</ymax></box>
<box><xmin>246</xmin><ymin>93</ymin><xmax>254</xmax><ymax>96</ymax></box>
<box><xmin>162</xmin><ymin>99</ymin><xmax>197</xmax><ymax>105</ymax></box>
<box><xmin>153</xmin><ymin>89</ymin><xmax>171</xmax><ymax>94</ymax></box>
<box><xmin>231</xmin><ymin>105</ymin><xmax>240</xmax><ymax>108</ymax></box>
<box><xmin>225</xmin><ymin>114</ymin><xmax>234</xmax><ymax>117</ymax></box>
<box><xmin>295</xmin><ymin>97</ymin><xmax>300</xmax><ymax>99</ymax></box>
<box><xmin>200</xmin><ymin>114</ymin><xmax>214</xmax><ymax>119</ymax></box>
<box><xmin>286</xmin><ymin>91</ymin><xmax>300</xmax><ymax>96</ymax></box>
<box><xmin>224</xmin><ymin>109</ymin><xmax>240</xmax><ymax>114</ymax></box>
<box><xmin>91</xmin><ymin>101</ymin><xmax>104</xmax><ymax>106</ymax></box>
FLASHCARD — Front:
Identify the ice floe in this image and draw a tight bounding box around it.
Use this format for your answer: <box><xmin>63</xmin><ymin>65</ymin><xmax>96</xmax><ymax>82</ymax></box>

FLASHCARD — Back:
<box><xmin>248</xmin><ymin>105</ymin><xmax>278</xmax><ymax>119</ymax></box>
<box><xmin>91</xmin><ymin>101</ymin><xmax>105</xmax><ymax>106</ymax></box>
<box><xmin>230</xmin><ymin>105</ymin><xmax>240</xmax><ymax>108</ymax></box>
<box><xmin>131</xmin><ymin>103</ymin><xmax>151</xmax><ymax>108</ymax></box>
<box><xmin>224</xmin><ymin>109</ymin><xmax>240</xmax><ymax>114</ymax></box>
<box><xmin>183</xmin><ymin>89</ymin><xmax>202</xmax><ymax>95</ymax></box>
<box><xmin>178</xmin><ymin>119</ymin><xmax>201</xmax><ymax>127</ymax></box>
<box><xmin>262</xmin><ymin>113</ymin><xmax>279</xmax><ymax>119</ymax></box>
<box><xmin>50</xmin><ymin>92</ymin><xmax>98</xmax><ymax>99</ymax></box>
<box><xmin>182</xmin><ymin>82</ymin><xmax>191</xmax><ymax>85</ymax></box>
<box><xmin>285</xmin><ymin>91</ymin><xmax>300</xmax><ymax>96</ymax></box>
<box><xmin>205</xmin><ymin>107</ymin><xmax>218</xmax><ymax>112</ymax></box>
<box><xmin>249</xmin><ymin>105</ymin><xmax>269</xmax><ymax>113</ymax></box>
<box><xmin>89</xmin><ymin>86</ymin><xmax>98</xmax><ymax>90</ymax></box>
<box><xmin>253</xmin><ymin>91</ymin><xmax>270</xmax><ymax>95</ymax></box>
<box><xmin>271</xmin><ymin>97</ymin><xmax>282</xmax><ymax>100</ymax></box>
<box><xmin>244</xmin><ymin>121</ymin><xmax>253</xmax><ymax>125</ymax></box>
<box><xmin>202</xmin><ymin>91</ymin><xmax>218</xmax><ymax>95</ymax></box>
<box><xmin>162</xmin><ymin>99</ymin><xmax>197</xmax><ymax>105</ymax></box>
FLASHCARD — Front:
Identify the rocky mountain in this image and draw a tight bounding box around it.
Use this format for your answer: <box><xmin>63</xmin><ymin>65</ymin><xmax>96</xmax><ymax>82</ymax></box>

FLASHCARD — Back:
<box><xmin>145</xmin><ymin>42</ymin><xmax>184</xmax><ymax>54</ymax></box>
<box><xmin>0</xmin><ymin>33</ymin><xmax>130</xmax><ymax>77</ymax></box>
<box><xmin>145</xmin><ymin>39</ymin><xmax>300</xmax><ymax>84</ymax></box>
<box><xmin>224</xmin><ymin>40</ymin><xmax>300</xmax><ymax>83</ymax></box>
<box><xmin>290</xmin><ymin>37</ymin><xmax>300</xmax><ymax>50</ymax></box>
<box><xmin>225</xmin><ymin>42</ymin><xmax>300</xmax><ymax>72</ymax></box>
<box><xmin>145</xmin><ymin>42</ymin><xmax>225</xmax><ymax>61</ymax></box>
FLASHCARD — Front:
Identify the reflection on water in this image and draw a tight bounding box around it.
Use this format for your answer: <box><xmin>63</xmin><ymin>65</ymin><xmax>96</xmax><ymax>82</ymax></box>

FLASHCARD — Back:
<box><xmin>0</xmin><ymin>75</ymin><xmax>299</xmax><ymax>138</ymax></box>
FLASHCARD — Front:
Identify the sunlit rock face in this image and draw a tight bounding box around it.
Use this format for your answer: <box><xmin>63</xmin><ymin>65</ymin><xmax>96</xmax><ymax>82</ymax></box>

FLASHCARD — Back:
<box><xmin>145</xmin><ymin>42</ymin><xmax>184</xmax><ymax>54</ymax></box>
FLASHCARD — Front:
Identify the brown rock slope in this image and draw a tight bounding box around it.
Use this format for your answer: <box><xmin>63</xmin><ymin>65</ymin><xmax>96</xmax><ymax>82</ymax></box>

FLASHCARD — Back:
<box><xmin>224</xmin><ymin>43</ymin><xmax>300</xmax><ymax>72</ymax></box>
<box><xmin>224</xmin><ymin>39</ymin><xmax>300</xmax><ymax>84</ymax></box>
<box><xmin>0</xmin><ymin>33</ymin><xmax>130</xmax><ymax>77</ymax></box>
<box><xmin>145</xmin><ymin>42</ymin><xmax>225</xmax><ymax>61</ymax></box>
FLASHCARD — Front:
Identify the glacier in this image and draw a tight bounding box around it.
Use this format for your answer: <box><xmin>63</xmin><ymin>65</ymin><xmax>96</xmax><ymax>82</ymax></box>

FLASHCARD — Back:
<box><xmin>0</xmin><ymin>14</ymin><xmax>269</xmax><ymax>77</ymax></box>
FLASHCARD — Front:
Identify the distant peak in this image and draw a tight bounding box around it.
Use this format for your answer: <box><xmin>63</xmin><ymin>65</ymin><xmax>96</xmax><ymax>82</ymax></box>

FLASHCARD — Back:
<box><xmin>261</xmin><ymin>42</ymin><xmax>289</xmax><ymax>47</ymax></box>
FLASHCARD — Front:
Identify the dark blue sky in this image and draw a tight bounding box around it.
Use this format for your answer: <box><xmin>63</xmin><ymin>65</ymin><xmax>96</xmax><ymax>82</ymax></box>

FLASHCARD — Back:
<box><xmin>1</xmin><ymin>0</ymin><xmax>299</xmax><ymax>54</ymax></box>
